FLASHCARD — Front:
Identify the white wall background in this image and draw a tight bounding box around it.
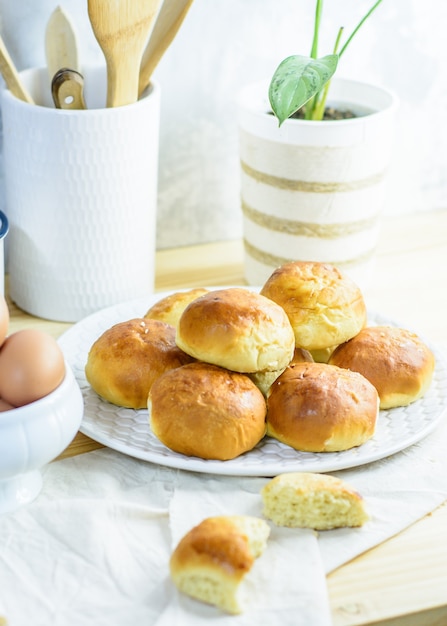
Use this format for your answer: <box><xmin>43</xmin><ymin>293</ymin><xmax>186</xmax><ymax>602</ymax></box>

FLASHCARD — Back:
<box><xmin>1</xmin><ymin>0</ymin><xmax>446</xmax><ymax>249</ymax></box>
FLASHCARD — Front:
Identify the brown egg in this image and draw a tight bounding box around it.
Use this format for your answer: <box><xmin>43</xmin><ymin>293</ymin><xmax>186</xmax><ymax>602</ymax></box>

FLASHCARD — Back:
<box><xmin>0</xmin><ymin>295</ymin><xmax>9</xmax><ymax>348</ymax></box>
<box><xmin>0</xmin><ymin>329</ymin><xmax>66</xmax><ymax>407</ymax></box>
<box><xmin>0</xmin><ymin>397</ymin><xmax>15</xmax><ymax>412</ymax></box>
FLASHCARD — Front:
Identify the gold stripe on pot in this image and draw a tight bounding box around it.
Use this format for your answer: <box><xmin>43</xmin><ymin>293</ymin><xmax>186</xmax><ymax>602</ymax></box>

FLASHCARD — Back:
<box><xmin>243</xmin><ymin>239</ymin><xmax>376</xmax><ymax>270</ymax></box>
<box><xmin>241</xmin><ymin>160</ymin><xmax>385</xmax><ymax>193</ymax></box>
<box><xmin>242</xmin><ymin>200</ymin><xmax>378</xmax><ymax>238</ymax></box>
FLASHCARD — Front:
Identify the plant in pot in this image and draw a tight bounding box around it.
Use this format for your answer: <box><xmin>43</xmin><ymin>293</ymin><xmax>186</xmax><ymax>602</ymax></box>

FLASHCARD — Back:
<box><xmin>238</xmin><ymin>0</ymin><xmax>398</xmax><ymax>290</ymax></box>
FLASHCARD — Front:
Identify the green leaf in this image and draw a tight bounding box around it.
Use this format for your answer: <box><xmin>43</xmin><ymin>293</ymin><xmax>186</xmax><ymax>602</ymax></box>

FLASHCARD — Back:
<box><xmin>268</xmin><ymin>54</ymin><xmax>338</xmax><ymax>125</ymax></box>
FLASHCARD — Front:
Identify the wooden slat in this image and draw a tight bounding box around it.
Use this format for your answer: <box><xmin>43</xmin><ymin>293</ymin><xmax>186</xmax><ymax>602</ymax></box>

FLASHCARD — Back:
<box><xmin>328</xmin><ymin>500</ymin><xmax>447</xmax><ymax>625</ymax></box>
<box><xmin>154</xmin><ymin>239</ymin><xmax>246</xmax><ymax>291</ymax></box>
<box><xmin>55</xmin><ymin>431</ymin><xmax>104</xmax><ymax>460</ymax></box>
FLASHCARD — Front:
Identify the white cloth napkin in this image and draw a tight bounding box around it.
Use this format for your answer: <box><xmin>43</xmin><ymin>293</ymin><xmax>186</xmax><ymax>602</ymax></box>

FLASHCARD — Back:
<box><xmin>0</xmin><ymin>413</ymin><xmax>447</xmax><ymax>626</ymax></box>
<box><xmin>0</xmin><ymin>454</ymin><xmax>331</xmax><ymax>626</ymax></box>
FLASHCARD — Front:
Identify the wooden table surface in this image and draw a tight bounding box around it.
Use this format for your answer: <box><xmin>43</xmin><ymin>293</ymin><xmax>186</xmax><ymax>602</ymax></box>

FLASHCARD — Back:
<box><xmin>6</xmin><ymin>209</ymin><xmax>447</xmax><ymax>626</ymax></box>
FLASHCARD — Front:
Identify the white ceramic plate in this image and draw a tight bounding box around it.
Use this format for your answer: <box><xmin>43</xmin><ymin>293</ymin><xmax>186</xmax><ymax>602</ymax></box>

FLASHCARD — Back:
<box><xmin>58</xmin><ymin>290</ymin><xmax>447</xmax><ymax>477</ymax></box>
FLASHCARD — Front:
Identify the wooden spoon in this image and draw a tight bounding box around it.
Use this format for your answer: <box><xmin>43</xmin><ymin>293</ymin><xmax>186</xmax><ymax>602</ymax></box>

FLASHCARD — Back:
<box><xmin>138</xmin><ymin>0</ymin><xmax>194</xmax><ymax>96</ymax></box>
<box><xmin>0</xmin><ymin>34</ymin><xmax>34</xmax><ymax>104</ymax></box>
<box><xmin>87</xmin><ymin>0</ymin><xmax>161</xmax><ymax>107</ymax></box>
<box><xmin>45</xmin><ymin>6</ymin><xmax>80</xmax><ymax>81</ymax></box>
<box><xmin>51</xmin><ymin>68</ymin><xmax>86</xmax><ymax>110</ymax></box>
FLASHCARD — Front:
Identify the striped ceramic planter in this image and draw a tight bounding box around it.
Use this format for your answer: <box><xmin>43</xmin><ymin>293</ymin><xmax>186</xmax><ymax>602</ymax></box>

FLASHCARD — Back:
<box><xmin>238</xmin><ymin>78</ymin><xmax>398</xmax><ymax>290</ymax></box>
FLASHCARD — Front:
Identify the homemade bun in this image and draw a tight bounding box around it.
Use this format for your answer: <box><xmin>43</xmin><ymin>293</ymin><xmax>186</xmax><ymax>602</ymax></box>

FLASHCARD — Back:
<box><xmin>149</xmin><ymin>362</ymin><xmax>267</xmax><ymax>460</ymax></box>
<box><xmin>170</xmin><ymin>515</ymin><xmax>270</xmax><ymax>614</ymax></box>
<box><xmin>144</xmin><ymin>288</ymin><xmax>208</xmax><ymax>327</ymax></box>
<box><xmin>85</xmin><ymin>318</ymin><xmax>194</xmax><ymax>409</ymax></box>
<box><xmin>266</xmin><ymin>362</ymin><xmax>379</xmax><ymax>452</ymax></box>
<box><xmin>176</xmin><ymin>287</ymin><xmax>295</xmax><ymax>373</ymax></box>
<box><xmin>328</xmin><ymin>326</ymin><xmax>436</xmax><ymax>409</ymax></box>
<box><xmin>260</xmin><ymin>261</ymin><xmax>367</xmax><ymax>351</ymax></box>
<box><xmin>261</xmin><ymin>472</ymin><xmax>369</xmax><ymax>530</ymax></box>
<box><xmin>248</xmin><ymin>347</ymin><xmax>314</xmax><ymax>396</ymax></box>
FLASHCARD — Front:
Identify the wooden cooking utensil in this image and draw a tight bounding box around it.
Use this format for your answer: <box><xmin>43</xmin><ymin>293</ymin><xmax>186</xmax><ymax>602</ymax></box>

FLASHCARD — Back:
<box><xmin>87</xmin><ymin>0</ymin><xmax>161</xmax><ymax>107</ymax></box>
<box><xmin>0</xmin><ymin>34</ymin><xmax>34</xmax><ymax>104</ymax></box>
<box><xmin>45</xmin><ymin>6</ymin><xmax>80</xmax><ymax>81</ymax></box>
<box><xmin>138</xmin><ymin>0</ymin><xmax>194</xmax><ymax>97</ymax></box>
<box><xmin>51</xmin><ymin>68</ymin><xmax>86</xmax><ymax>110</ymax></box>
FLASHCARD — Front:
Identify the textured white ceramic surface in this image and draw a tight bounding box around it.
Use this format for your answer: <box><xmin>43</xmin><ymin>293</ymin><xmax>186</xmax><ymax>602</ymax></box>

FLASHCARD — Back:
<box><xmin>0</xmin><ymin>362</ymin><xmax>84</xmax><ymax>513</ymax></box>
<box><xmin>1</xmin><ymin>67</ymin><xmax>160</xmax><ymax>322</ymax></box>
<box><xmin>238</xmin><ymin>79</ymin><xmax>398</xmax><ymax>290</ymax></box>
<box><xmin>58</xmin><ymin>292</ymin><xmax>447</xmax><ymax>477</ymax></box>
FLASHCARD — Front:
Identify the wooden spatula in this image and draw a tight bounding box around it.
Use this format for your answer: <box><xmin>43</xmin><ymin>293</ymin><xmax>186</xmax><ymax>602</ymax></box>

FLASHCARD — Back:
<box><xmin>45</xmin><ymin>6</ymin><xmax>80</xmax><ymax>81</ymax></box>
<box><xmin>0</xmin><ymin>34</ymin><xmax>34</xmax><ymax>104</ymax></box>
<box><xmin>138</xmin><ymin>0</ymin><xmax>194</xmax><ymax>96</ymax></box>
<box><xmin>87</xmin><ymin>0</ymin><xmax>161</xmax><ymax>107</ymax></box>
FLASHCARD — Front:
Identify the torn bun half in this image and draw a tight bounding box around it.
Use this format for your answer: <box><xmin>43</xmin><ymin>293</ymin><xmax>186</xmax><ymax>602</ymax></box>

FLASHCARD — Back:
<box><xmin>170</xmin><ymin>515</ymin><xmax>270</xmax><ymax>614</ymax></box>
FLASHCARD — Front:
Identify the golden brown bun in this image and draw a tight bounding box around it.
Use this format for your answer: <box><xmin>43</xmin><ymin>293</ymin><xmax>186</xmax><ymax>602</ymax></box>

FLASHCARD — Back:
<box><xmin>328</xmin><ymin>326</ymin><xmax>436</xmax><ymax>409</ymax></box>
<box><xmin>144</xmin><ymin>288</ymin><xmax>209</xmax><ymax>327</ymax></box>
<box><xmin>85</xmin><ymin>318</ymin><xmax>194</xmax><ymax>409</ymax></box>
<box><xmin>260</xmin><ymin>261</ymin><xmax>367</xmax><ymax>351</ymax></box>
<box><xmin>149</xmin><ymin>362</ymin><xmax>267</xmax><ymax>460</ymax></box>
<box><xmin>176</xmin><ymin>287</ymin><xmax>295</xmax><ymax>373</ymax></box>
<box><xmin>170</xmin><ymin>515</ymin><xmax>270</xmax><ymax>614</ymax></box>
<box><xmin>266</xmin><ymin>362</ymin><xmax>379</xmax><ymax>452</ymax></box>
<box><xmin>261</xmin><ymin>472</ymin><xmax>369</xmax><ymax>530</ymax></box>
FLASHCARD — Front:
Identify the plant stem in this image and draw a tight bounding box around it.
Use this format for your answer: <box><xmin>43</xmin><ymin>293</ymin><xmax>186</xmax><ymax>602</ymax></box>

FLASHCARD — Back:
<box><xmin>313</xmin><ymin>27</ymin><xmax>344</xmax><ymax>120</ymax></box>
<box><xmin>306</xmin><ymin>0</ymin><xmax>324</xmax><ymax>119</ymax></box>
<box><xmin>304</xmin><ymin>93</ymin><xmax>316</xmax><ymax>120</ymax></box>
<box><xmin>312</xmin><ymin>90</ymin><xmax>326</xmax><ymax>121</ymax></box>
<box><xmin>338</xmin><ymin>0</ymin><xmax>384</xmax><ymax>58</ymax></box>
<box><xmin>333</xmin><ymin>26</ymin><xmax>345</xmax><ymax>55</ymax></box>
<box><xmin>313</xmin><ymin>0</ymin><xmax>384</xmax><ymax>119</ymax></box>
<box><xmin>310</xmin><ymin>0</ymin><xmax>323</xmax><ymax>59</ymax></box>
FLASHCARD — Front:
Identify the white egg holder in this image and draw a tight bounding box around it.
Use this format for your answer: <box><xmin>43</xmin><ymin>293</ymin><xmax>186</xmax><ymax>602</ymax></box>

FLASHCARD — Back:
<box><xmin>0</xmin><ymin>362</ymin><xmax>83</xmax><ymax>514</ymax></box>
